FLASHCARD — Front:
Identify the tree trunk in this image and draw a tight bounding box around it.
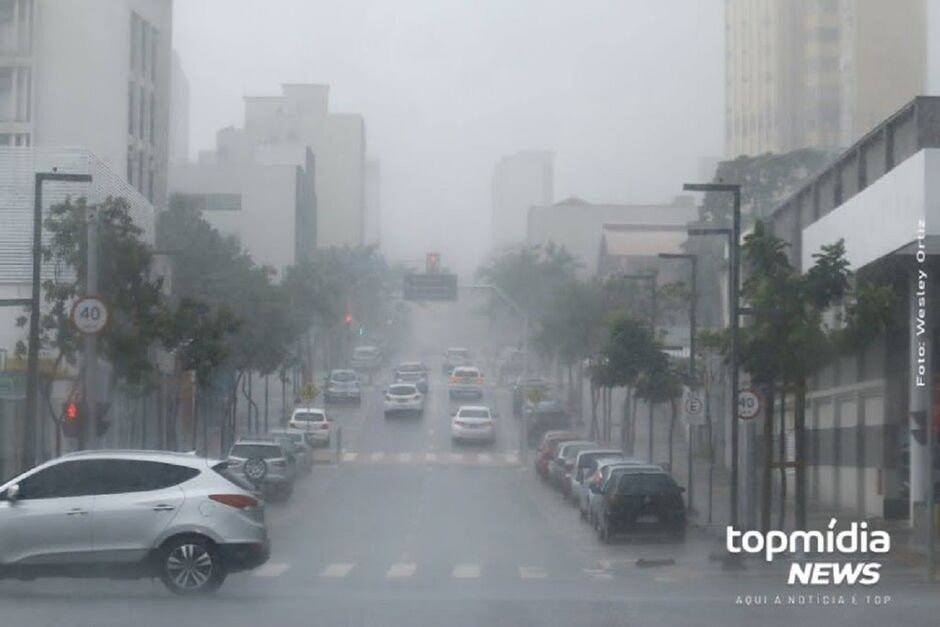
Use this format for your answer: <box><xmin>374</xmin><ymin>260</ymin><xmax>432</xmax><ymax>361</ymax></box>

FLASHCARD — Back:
<box><xmin>668</xmin><ymin>397</ymin><xmax>677</xmax><ymax>471</ymax></box>
<box><xmin>630</xmin><ymin>394</ymin><xmax>639</xmax><ymax>457</ymax></box>
<box><xmin>794</xmin><ymin>378</ymin><xmax>807</xmax><ymax>529</ymax></box>
<box><xmin>647</xmin><ymin>400</ymin><xmax>655</xmax><ymax>462</ymax></box>
<box><xmin>761</xmin><ymin>382</ymin><xmax>775</xmax><ymax>533</ymax></box>
<box><xmin>589</xmin><ymin>381</ymin><xmax>600</xmax><ymax>441</ymax></box>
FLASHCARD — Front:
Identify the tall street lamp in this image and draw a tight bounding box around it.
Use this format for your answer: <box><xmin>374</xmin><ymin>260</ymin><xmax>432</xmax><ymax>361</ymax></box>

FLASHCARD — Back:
<box><xmin>684</xmin><ymin>181</ymin><xmax>742</xmax><ymax>532</ymax></box>
<box><xmin>616</xmin><ymin>272</ymin><xmax>658</xmax><ymax>460</ymax></box>
<box><xmin>659</xmin><ymin>252</ymin><xmax>698</xmax><ymax>514</ymax></box>
<box><xmin>24</xmin><ymin>171</ymin><xmax>93</xmax><ymax>471</ymax></box>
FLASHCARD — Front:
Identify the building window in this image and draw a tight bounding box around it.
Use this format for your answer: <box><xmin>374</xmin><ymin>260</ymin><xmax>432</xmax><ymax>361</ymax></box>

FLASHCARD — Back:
<box><xmin>128</xmin><ymin>81</ymin><xmax>135</xmax><ymax>135</ymax></box>
<box><xmin>137</xmin><ymin>150</ymin><xmax>144</xmax><ymax>194</ymax></box>
<box><xmin>150</xmin><ymin>27</ymin><xmax>158</xmax><ymax>82</ymax></box>
<box><xmin>138</xmin><ymin>85</ymin><xmax>145</xmax><ymax>139</ymax></box>
<box><xmin>149</xmin><ymin>92</ymin><xmax>156</xmax><ymax>142</ymax></box>
<box><xmin>0</xmin><ymin>68</ymin><xmax>12</xmax><ymax>121</ymax></box>
<box><xmin>126</xmin><ymin>151</ymin><xmax>134</xmax><ymax>185</ymax></box>
<box><xmin>130</xmin><ymin>13</ymin><xmax>138</xmax><ymax>71</ymax></box>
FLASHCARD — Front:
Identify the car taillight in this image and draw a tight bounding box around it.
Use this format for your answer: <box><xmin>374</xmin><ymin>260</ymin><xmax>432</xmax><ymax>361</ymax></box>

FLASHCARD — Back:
<box><xmin>209</xmin><ymin>494</ymin><xmax>259</xmax><ymax>509</ymax></box>
<box><xmin>454</xmin><ymin>420</ymin><xmax>467</xmax><ymax>427</ymax></box>
<box><xmin>475</xmin><ymin>377</ymin><xmax>483</xmax><ymax>385</ymax></box>
<box><xmin>450</xmin><ymin>376</ymin><xmax>458</xmax><ymax>384</ymax></box>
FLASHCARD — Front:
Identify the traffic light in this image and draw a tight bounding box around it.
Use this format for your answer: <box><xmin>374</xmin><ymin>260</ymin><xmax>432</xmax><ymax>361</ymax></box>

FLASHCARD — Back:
<box><xmin>344</xmin><ymin>312</ymin><xmax>353</xmax><ymax>325</ymax></box>
<box><xmin>62</xmin><ymin>401</ymin><xmax>83</xmax><ymax>438</ymax></box>
<box><xmin>426</xmin><ymin>252</ymin><xmax>440</xmax><ymax>274</ymax></box>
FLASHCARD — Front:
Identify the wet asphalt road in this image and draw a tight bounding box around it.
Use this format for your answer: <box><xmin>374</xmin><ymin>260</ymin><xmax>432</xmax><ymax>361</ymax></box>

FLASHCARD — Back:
<box><xmin>1</xmin><ymin>374</ymin><xmax>937</xmax><ymax>627</ymax></box>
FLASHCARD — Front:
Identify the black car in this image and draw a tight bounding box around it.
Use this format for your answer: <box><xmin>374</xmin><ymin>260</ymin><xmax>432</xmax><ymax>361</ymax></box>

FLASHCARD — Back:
<box><xmin>523</xmin><ymin>398</ymin><xmax>570</xmax><ymax>445</ymax></box>
<box><xmin>393</xmin><ymin>361</ymin><xmax>428</xmax><ymax>393</ymax></box>
<box><xmin>512</xmin><ymin>377</ymin><xmax>552</xmax><ymax>417</ymax></box>
<box><xmin>593</xmin><ymin>467</ymin><xmax>686</xmax><ymax>543</ymax></box>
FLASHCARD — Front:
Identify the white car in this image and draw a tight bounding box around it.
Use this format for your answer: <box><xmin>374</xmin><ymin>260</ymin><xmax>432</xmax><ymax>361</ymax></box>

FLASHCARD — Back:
<box><xmin>288</xmin><ymin>407</ymin><xmax>332</xmax><ymax>445</ymax></box>
<box><xmin>448</xmin><ymin>366</ymin><xmax>484</xmax><ymax>399</ymax></box>
<box><xmin>451</xmin><ymin>405</ymin><xmax>496</xmax><ymax>443</ymax></box>
<box><xmin>383</xmin><ymin>383</ymin><xmax>424</xmax><ymax>416</ymax></box>
<box><xmin>0</xmin><ymin>450</ymin><xmax>269</xmax><ymax>594</ymax></box>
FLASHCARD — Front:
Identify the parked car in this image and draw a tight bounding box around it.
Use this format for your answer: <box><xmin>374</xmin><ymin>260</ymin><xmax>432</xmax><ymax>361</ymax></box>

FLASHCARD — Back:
<box><xmin>393</xmin><ymin>361</ymin><xmax>429</xmax><ymax>393</ymax></box>
<box><xmin>351</xmin><ymin>345</ymin><xmax>383</xmax><ymax>371</ymax></box>
<box><xmin>451</xmin><ymin>405</ymin><xmax>497</xmax><ymax>444</ymax></box>
<box><xmin>324</xmin><ymin>369</ymin><xmax>362</xmax><ymax>403</ymax></box>
<box><xmin>523</xmin><ymin>398</ymin><xmax>571</xmax><ymax>445</ymax></box>
<box><xmin>593</xmin><ymin>466</ymin><xmax>686</xmax><ymax>543</ymax></box>
<box><xmin>226</xmin><ymin>438</ymin><xmax>296</xmax><ymax>501</ymax></box>
<box><xmin>383</xmin><ymin>383</ymin><xmax>425</xmax><ymax>417</ymax></box>
<box><xmin>442</xmin><ymin>347</ymin><xmax>471</xmax><ymax>374</ymax></box>
<box><xmin>534</xmin><ymin>431</ymin><xmax>581</xmax><ymax>478</ymax></box>
<box><xmin>581</xmin><ymin>459</ymin><xmax>646</xmax><ymax>523</ymax></box>
<box><xmin>0</xmin><ymin>449</ymin><xmax>269</xmax><ymax>594</ymax></box>
<box><xmin>448</xmin><ymin>366</ymin><xmax>484</xmax><ymax>399</ymax></box>
<box><xmin>288</xmin><ymin>407</ymin><xmax>333</xmax><ymax>446</ymax></box>
<box><xmin>588</xmin><ymin>462</ymin><xmax>660</xmax><ymax>528</ymax></box>
<box><xmin>568</xmin><ymin>449</ymin><xmax>624</xmax><ymax>503</ymax></box>
<box><xmin>547</xmin><ymin>440</ymin><xmax>597</xmax><ymax>490</ymax></box>
<box><xmin>267</xmin><ymin>428</ymin><xmax>313</xmax><ymax>473</ymax></box>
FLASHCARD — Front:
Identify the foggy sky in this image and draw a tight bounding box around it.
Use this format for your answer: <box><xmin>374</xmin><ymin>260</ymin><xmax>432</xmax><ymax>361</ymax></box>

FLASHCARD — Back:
<box><xmin>173</xmin><ymin>0</ymin><xmax>724</xmax><ymax>274</ymax></box>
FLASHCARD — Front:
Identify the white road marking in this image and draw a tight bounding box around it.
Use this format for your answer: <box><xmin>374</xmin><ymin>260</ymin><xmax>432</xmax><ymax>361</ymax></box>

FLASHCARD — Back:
<box><xmin>370</xmin><ymin>452</ymin><xmax>385</xmax><ymax>462</ymax></box>
<box><xmin>425</xmin><ymin>452</ymin><xmax>437</xmax><ymax>462</ymax></box>
<box><xmin>477</xmin><ymin>453</ymin><xmax>492</xmax><ymax>463</ymax></box>
<box><xmin>450</xmin><ymin>452</ymin><xmax>465</xmax><ymax>463</ymax></box>
<box><xmin>398</xmin><ymin>453</ymin><xmax>412</xmax><ymax>463</ymax></box>
<box><xmin>386</xmin><ymin>563</ymin><xmax>417</xmax><ymax>578</ymax></box>
<box><xmin>341</xmin><ymin>452</ymin><xmax>358</xmax><ymax>462</ymax></box>
<box><xmin>518</xmin><ymin>566</ymin><xmax>547</xmax><ymax>579</ymax></box>
<box><xmin>319</xmin><ymin>563</ymin><xmax>354</xmax><ymax>578</ymax></box>
<box><xmin>505</xmin><ymin>453</ymin><xmax>520</xmax><ymax>464</ymax></box>
<box><xmin>452</xmin><ymin>563</ymin><xmax>481</xmax><ymax>579</ymax></box>
<box><xmin>252</xmin><ymin>562</ymin><xmax>291</xmax><ymax>577</ymax></box>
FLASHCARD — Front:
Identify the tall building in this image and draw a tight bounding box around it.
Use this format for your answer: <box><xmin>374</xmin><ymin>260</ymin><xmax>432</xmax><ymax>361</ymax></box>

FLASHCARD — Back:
<box><xmin>363</xmin><ymin>159</ymin><xmax>381</xmax><ymax>247</ymax></box>
<box><xmin>168</xmin><ymin>49</ymin><xmax>189</xmax><ymax>164</ymax></box>
<box><xmin>491</xmin><ymin>150</ymin><xmax>553</xmax><ymax>248</ymax></box>
<box><xmin>0</xmin><ymin>0</ymin><xmax>173</xmax><ymax>207</ymax></box>
<box><xmin>201</xmin><ymin>83</ymin><xmax>367</xmax><ymax>249</ymax></box>
<box><xmin>724</xmin><ymin>0</ymin><xmax>925</xmax><ymax>157</ymax></box>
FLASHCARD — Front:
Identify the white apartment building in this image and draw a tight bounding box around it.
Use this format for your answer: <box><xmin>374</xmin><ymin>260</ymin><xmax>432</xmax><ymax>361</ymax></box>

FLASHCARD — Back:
<box><xmin>492</xmin><ymin>150</ymin><xmax>553</xmax><ymax>248</ymax></box>
<box><xmin>191</xmin><ymin>83</ymin><xmax>367</xmax><ymax>250</ymax></box>
<box><xmin>168</xmin><ymin>49</ymin><xmax>189</xmax><ymax>164</ymax></box>
<box><xmin>0</xmin><ymin>0</ymin><xmax>173</xmax><ymax>208</ymax></box>
<box><xmin>363</xmin><ymin>159</ymin><xmax>381</xmax><ymax>247</ymax></box>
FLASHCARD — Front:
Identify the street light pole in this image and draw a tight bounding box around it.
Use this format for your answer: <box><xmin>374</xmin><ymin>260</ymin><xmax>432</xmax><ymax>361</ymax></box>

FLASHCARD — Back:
<box><xmin>471</xmin><ymin>283</ymin><xmax>529</xmax><ymax>462</ymax></box>
<box><xmin>24</xmin><ymin>172</ymin><xmax>92</xmax><ymax>470</ymax></box>
<box><xmin>618</xmin><ymin>272</ymin><xmax>658</xmax><ymax>460</ymax></box>
<box><xmin>685</xmin><ymin>182</ymin><xmax>742</xmax><ymax>532</ymax></box>
<box><xmin>659</xmin><ymin>252</ymin><xmax>698</xmax><ymax>514</ymax></box>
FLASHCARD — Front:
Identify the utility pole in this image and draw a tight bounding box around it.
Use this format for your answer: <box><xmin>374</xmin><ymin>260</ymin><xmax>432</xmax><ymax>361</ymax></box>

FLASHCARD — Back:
<box><xmin>686</xmin><ymin>182</ymin><xmax>742</xmax><ymax>533</ymax></box>
<box><xmin>24</xmin><ymin>172</ymin><xmax>92</xmax><ymax>469</ymax></box>
<box><xmin>83</xmin><ymin>206</ymin><xmax>99</xmax><ymax>449</ymax></box>
<box><xmin>619</xmin><ymin>272</ymin><xmax>657</xmax><ymax>462</ymax></box>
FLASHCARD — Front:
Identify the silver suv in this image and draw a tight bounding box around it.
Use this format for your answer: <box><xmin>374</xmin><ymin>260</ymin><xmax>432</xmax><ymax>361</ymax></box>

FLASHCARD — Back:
<box><xmin>0</xmin><ymin>450</ymin><xmax>269</xmax><ymax>594</ymax></box>
<box><xmin>226</xmin><ymin>438</ymin><xmax>296</xmax><ymax>501</ymax></box>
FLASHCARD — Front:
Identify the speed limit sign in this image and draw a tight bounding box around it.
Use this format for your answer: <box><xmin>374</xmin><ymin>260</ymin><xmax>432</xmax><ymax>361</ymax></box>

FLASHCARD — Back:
<box><xmin>737</xmin><ymin>388</ymin><xmax>762</xmax><ymax>420</ymax></box>
<box><xmin>71</xmin><ymin>296</ymin><xmax>109</xmax><ymax>335</ymax></box>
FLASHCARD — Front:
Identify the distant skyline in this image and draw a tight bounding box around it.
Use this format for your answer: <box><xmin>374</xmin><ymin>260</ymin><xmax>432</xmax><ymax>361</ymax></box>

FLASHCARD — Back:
<box><xmin>173</xmin><ymin>1</ymin><xmax>725</xmax><ymax>273</ymax></box>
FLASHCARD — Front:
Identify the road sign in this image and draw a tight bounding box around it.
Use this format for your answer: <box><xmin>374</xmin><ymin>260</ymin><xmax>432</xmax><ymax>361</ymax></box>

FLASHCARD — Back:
<box><xmin>299</xmin><ymin>382</ymin><xmax>320</xmax><ymax>403</ymax></box>
<box><xmin>737</xmin><ymin>388</ymin><xmax>762</xmax><ymax>420</ymax></box>
<box><xmin>403</xmin><ymin>273</ymin><xmax>458</xmax><ymax>301</ymax></box>
<box><xmin>682</xmin><ymin>387</ymin><xmax>705</xmax><ymax>425</ymax></box>
<box><xmin>71</xmin><ymin>296</ymin><xmax>108</xmax><ymax>335</ymax></box>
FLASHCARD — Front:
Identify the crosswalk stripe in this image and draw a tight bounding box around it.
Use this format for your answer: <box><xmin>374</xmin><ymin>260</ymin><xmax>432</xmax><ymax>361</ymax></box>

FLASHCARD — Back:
<box><xmin>477</xmin><ymin>453</ymin><xmax>492</xmax><ymax>463</ymax></box>
<box><xmin>252</xmin><ymin>562</ymin><xmax>291</xmax><ymax>577</ymax></box>
<box><xmin>398</xmin><ymin>453</ymin><xmax>412</xmax><ymax>463</ymax></box>
<box><xmin>319</xmin><ymin>563</ymin><xmax>354</xmax><ymax>578</ymax></box>
<box><xmin>425</xmin><ymin>452</ymin><xmax>437</xmax><ymax>462</ymax></box>
<box><xmin>452</xmin><ymin>563</ymin><xmax>480</xmax><ymax>579</ymax></box>
<box><xmin>341</xmin><ymin>452</ymin><xmax>358</xmax><ymax>462</ymax></box>
<box><xmin>370</xmin><ymin>452</ymin><xmax>385</xmax><ymax>462</ymax></box>
<box><xmin>449</xmin><ymin>452</ymin><xmax>465</xmax><ymax>463</ymax></box>
<box><xmin>505</xmin><ymin>453</ymin><xmax>520</xmax><ymax>464</ymax></box>
<box><xmin>518</xmin><ymin>566</ymin><xmax>547</xmax><ymax>579</ymax></box>
<box><xmin>386</xmin><ymin>562</ymin><xmax>417</xmax><ymax>578</ymax></box>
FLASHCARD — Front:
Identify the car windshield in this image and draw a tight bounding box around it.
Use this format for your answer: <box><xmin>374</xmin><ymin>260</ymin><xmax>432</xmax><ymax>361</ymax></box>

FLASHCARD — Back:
<box><xmin>7</xmin><ymin>4</ymin><xmax>931</xmax><ymax>624</ymax></box>
<box><xmin>293</xmin><ymin>412</ymin><xmax>325</xmax><ymax>422</ymax></box>
<box><xmin>458</xmin><ymin>409</ymin><xmax>490</xmax><ymax>419</ymax></box>
<box><xmin>230</xmin><ymin>444</ymin><xmax>282</xmax><ymax>459</ymax></box>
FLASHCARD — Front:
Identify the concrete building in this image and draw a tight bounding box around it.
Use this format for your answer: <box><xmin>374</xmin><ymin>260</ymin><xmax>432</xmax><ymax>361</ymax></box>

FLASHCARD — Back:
<box><xmin>363</xmin><ymin>159</ymin><xmax>381</xmax><ymax>247</ymax></box>
<box><xmin>492</xmin><ymin>150</ymin><xmax>553</xmax><ymax>248</ymax></box>
<box><xmin>0</xmin><ymin>0</ymin><xmax>173</xmax><ymax>207</ymax></box>
<box><xmin>526</xmin><ymin>196</ymin><xmax>698</xmax><ymax>276</ymax></box>
<box><xmin>170</xmin><ymin>150</ymin><xmax>317</xmax><ymax>276</ymax></box>
<box><xmin>168</xmin><ymin>49</ymin><xmax>189</xmax><ymax>164</ymax></box>
<box><xmin>196</xmin><ymin>84</ymin><xmax>366</xmax><ymax>249</ymax></box>
<box><xmin>724</xmin><ymin>0</ymin><xmax>925</xmax><ymax>157</ymax></box>
<box><xmin>766</xmin><ymin>96</ymin><xmax>940</xmax><ymax>526</ymax></box>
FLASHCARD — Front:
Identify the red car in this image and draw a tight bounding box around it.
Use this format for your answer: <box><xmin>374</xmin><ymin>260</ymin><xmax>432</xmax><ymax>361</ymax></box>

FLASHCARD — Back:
<box><xmin>535</xmin><ymin>431</ymin><xmax>580</xmax><ymax>478</ymax></box>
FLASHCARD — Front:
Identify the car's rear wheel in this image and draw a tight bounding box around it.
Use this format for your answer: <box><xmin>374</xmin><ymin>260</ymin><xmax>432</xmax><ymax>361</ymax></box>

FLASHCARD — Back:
<box><xmin>160</xmin><ymin>536</ymin><xmax>226</xmax><ymax>595</ymax></box>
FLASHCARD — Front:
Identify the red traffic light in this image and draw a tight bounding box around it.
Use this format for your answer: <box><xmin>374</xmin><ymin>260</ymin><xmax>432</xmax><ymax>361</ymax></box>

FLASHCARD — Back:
<box><xmin>65</xmin><ymin>402</ymin><xmax>79</xmax><ymax>421</ymax></box>
<box><xmin>344</xmin><ymin>313</ymin><xmax>353</xmax><ymax>324</ymax></box>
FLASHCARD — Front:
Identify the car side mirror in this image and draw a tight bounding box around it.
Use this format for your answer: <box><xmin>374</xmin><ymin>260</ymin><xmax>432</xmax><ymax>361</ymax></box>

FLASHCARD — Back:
<box><xmin>4</xmin><ymin>483</ymin><xmax>20</xmax><ymax>502</ymax></box>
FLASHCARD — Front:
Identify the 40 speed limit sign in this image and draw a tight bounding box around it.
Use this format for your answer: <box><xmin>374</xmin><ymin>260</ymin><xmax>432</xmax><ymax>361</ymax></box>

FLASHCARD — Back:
<box><xmin>71</xmin><ymin>296</ymin><xmax>109</xmax><ymax>335</ymax></box>
<box><xmin>737</xmin><ymin>388</ymin><xmax>762</xmax><ymax>420</ymax></box>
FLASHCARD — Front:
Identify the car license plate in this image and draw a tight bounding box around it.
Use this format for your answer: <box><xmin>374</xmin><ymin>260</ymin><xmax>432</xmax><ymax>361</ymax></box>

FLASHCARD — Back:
<box><xmin>636</xmin><ymin>515</ymin><xmax>658</xmax><ymax>524</ymax></box>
